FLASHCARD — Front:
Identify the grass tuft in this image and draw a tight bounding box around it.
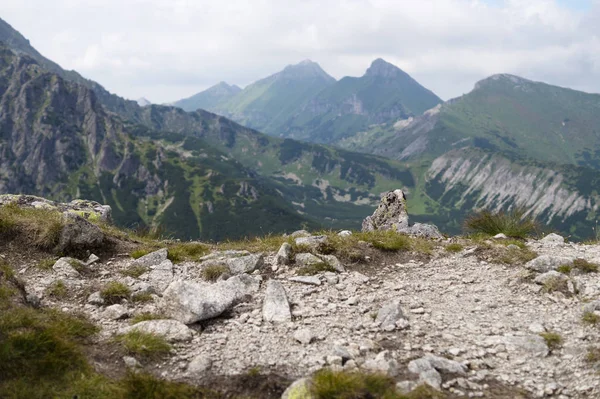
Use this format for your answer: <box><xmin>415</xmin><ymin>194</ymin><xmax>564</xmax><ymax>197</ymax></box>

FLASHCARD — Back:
<box><xmin>130</xmin><ymin>312</ymin><xmax>165</xmax><ymax>325</ymax></box>
<box><xmin>573</xmin><ymin>258</ymin><xmax>599</xmax><ymax>273</ymax></box>
<box><xmin>557</xmin><ymin>264</ymin><xmax>573</xmax><ymax>274</ymax></box>
<box><xmin>121</xmin><ymin>264</ymin><xmax>148</xmax><ymax>278</ymax></box>
<box><xmin>586</xmin><ymin>347</ymin><xmax>600</xmax><ymax>364</ymax></box>
<box><xmin>167</xmin><ymin>242</ymin><xmax>210</xmax><ymax>263</ymax></box>
<box><xmin>445</xmin><ymin>243</ymin><xmax>464</xmax><ymax>253</ymax></box>
<box><xmin>217</xmin><ymin>234</ymin><xmax>293</xmax><ymax>253</ymax></box>
<box><xmin>464</xmin><ymin>208</ymin><xmax>539</xmax><ymax>238</ymax></box>
<box><xmin>131</xmin><ymin>292</ymin><xmax>154</xmax><ymax>303</ymax></box>
<box><xmin>541</xmin><ymin>276</ymin><xmax>569</xmax><ymax>294</ymax></box>
<box><xmin>298</xmin><ymin>261</ymin><xmax>336</xmax><ymax>276</ymax></box>
<box><xmin>310</xmin><ymin>369</ymin><xmax>443</xmax><ymax>399</ymax></box>
<box><xmin>540</xmin><ymin>332</ymin><xmax>563</xmax><ymax>351</ymax></box>
<box><xmin>582</xmin><ymin>311</ymin><xmax>600</xmax><ymax>325</ymax></box>
<box><xmin>115</xmin><ymin>330</ymin><xmax>171</xmax><ymax>359</ymax></box>
<box><xmin>100</xmin><ymin>281</ymin><xmax>131</xmax><ymax>305</ymax></box>
<box><xmin>37</xmin><ymin>257</ymin><xmax>58</xmax><ymax>270</ymax></box>
<box><xmin>201</xmin><ymin>264</ymin><xmax>230</xmax><ymax>282</ymax></box>
<box><xmin>0</xmin><ymin>203</ymin><xmax>64</xmax><ymax>249</ymax></box>
<box><xmin>47</xmin><ymin>280</ymin><xmax>68</xmax><ymax>299</ymax></box>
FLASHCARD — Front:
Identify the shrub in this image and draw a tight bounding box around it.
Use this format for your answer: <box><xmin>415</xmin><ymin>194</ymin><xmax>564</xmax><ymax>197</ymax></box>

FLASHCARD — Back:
<box><xmin>298</xmin><ymin>262</ymin><xmax>336</xmax><ymax>276</ymax></box>
<box><xmin>167</xmin><ymin>242</ymin><xmax>209</xmax><ymax>263</ymax></box>
<box><xmin>100</xmin><ymin>281</ymin><xmax>131</xmax><ymax>305</ymax></box>
<box><xmin>121</xmin><ymin>264</ymin><xmax>148</xmax><ymax>278</ymax></box>
<box><xmin>201</xmin><ymin>264</ymin><xmax>230</xmax><ymax>282</ymax></box>
<box><xmin>557</xmin><ymin>264</ymin><xmax>572</xmax><ymax>274</ymax></box>
<box><xmin>47</xmin><ymin>280</ymin><xmax>68</xmax><ymax>299</ymax></box>
<box><xmin>115</xmin><ymin>330</ymin><xmax>171</xmax><ymax>359</ymax></box>
<box><xmin>0</xmin><ymin>203</ymin><xmax>64</xmax><ymax>248</ymax></box>
<box><xmin>582</xmin><ymin>311</ymin><xmax>600</xmax><ymax>325</ymax></box>
<box><xmin>540</xmin><ymin>332</ymin><xmax>563</xmax><ymax>351</ymax></box>
<box><xmin>464</xmin><ymin>208</ymin><xmax>539</xmax><ymax>238</ymax></box>
<box><xmin>445</xmin><ymin>243</ymin><xmax>464</xmax><ymax>253</ymax></box>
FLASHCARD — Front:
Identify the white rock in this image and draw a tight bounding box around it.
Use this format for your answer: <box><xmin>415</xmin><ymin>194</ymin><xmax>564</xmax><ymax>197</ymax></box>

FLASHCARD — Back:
<box><xmin>526</xmin><ymin>255</ymin><xmax>575</xmax><ymax>273</ymax></box>
<box><xmin>338</xmin><ymin>230</ymin><xmax>353</xmax><ymax>237</ymax></box>
<box><xmin>120</xmin><ymin>319</ymin><xmax>193</xmax><ymax>342</ymax></box>
<box><xmin>103</xmin><ymin>304</ymin><xmax>129</xmax><ymax>320</ymax></box>
<box><xmin>52</xmin><ymin>257</ymin><xmax>80</xmax><ymax>278</ymax></box>
<box><xmin>289</xmin><ymin>276</ymin><xmax>321</xmax><ymax>286</ymax></box>
<box><xmin>320</xmin><ymin>254</ymin><xmax>345</xmax><ymax>272</ymax></box>
<box><xmin>262</xmin><ymin>280</ymin><xmax>292</xmax><ymax>323</ymax></box>
<box><xmin>281</xmin><ymin>378</ymin><xmax>314</xmax><ymax>399</ymax></box>
<box><xmin>295</xmin><ymin>253</ymin><xmax>323</xmax><ymax>267</ymax></box>
<box><xmin>376</xmin><ymin>299</ymin><xmax>406</xmax><ymax>331</ymax></box>
<box><xmin>295</xmin><ymin>235</ymin><xmax>328</xmax><ymax>249</ymax></box>
<box><xmin>293</xmin><ymin>328</ymin><xmax>314</xmax><ymax>345</ymax></box>
<box><xmin>147</xmin><ymin>259</ymin><xmax>174</xmax><ymax>293</ymax></box>
<box><xmin>123</xmin><ymin>356</ymin><xmax>141</xmax><ymax>369</ymax></box>
<box><xmin>540</xmin><ymin>233</ymin><xmax>565</xmax><ymax>246</ymax></box>
<box><xmin>528</xmin><ymin>322</ymin><xmax>546</xmax><ymax>334</ymax></box>
<box><xmin>87</xmin><ymin>291</ymin><xmax>104</xmax><ymax>305</ymax></box>
<box><xmin>363</xmin><ymin>351</ymin><xmax>398</xmax><ymax>377</ymax></box>
<box><xmin>187</xmin><ymin>355</ymin><xmax>212</xmax><ymax>377</ymax></box>
<box><xmin>493</xmin><ymin>233</ymin><xmax>508</xmax><ymax>239</ymax></box>
<box><xmin>133</xmin><ymin>248</ymin><xmax>168</xmax><ymax>268</ymax></box>
<box><xmin>276</xmin><ymin>243</ymin><xmax>293</xmax><ymax>266</ymax></box>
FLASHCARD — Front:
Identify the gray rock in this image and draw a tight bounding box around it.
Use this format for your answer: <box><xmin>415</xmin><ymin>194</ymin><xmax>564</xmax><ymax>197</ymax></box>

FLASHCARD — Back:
<box><xmin>332</xmin><ymin>345</ymin><xmax>353</xmax><ymax>361</ymax></box>
<box><xmin>529</xmin><ymin>322</ymin><xmax>546</xmax><ymax>334</ymax></box>
<box><xmin>226</xmin><ymin>253</ymin><xmax>264</xmax><ymax>274</ymax></box>
<box><xmin>281</xmin><ymin>378</ymin><xmax>314</xmax><ymax>399</ymax></box>
<box><xmin>534</xmin><ymin>271</ymin><xmax>569</xmax><ymax>286</ymax></box>
<box><xmin>419</xmin><ymin>369</ymin><xmax>442</xmax><ymax>390</ymax></box>
<box><xmin>408</xmin><ymin>358</ymin><xmax>434</xmax><ymax>374</ymax></box>
<box><xmin>161</xmin><ymin>276</ymin><xmax>256</xmax><ymax>324</ymax></box>
<box><xmin>134</xmin><ymin>248</ymin><xmax>168</xmax><ymax>268</ymax></box>
<box><xmin>583</xmin><ymin>300</ymin><xmax>600</xmax><ymax>314</ymax></box>
<box><xmin>293</xmin><ymin>328</ymin><xmax>314</xmax><ymax>345</ymax></box>
<box><xmin>396</xmin><ymin>381</ymin><xmax>418</xmax><ymax>394</ymax></box>
<box><xmin>262</xmin><ymin>280</ymin><xmax>292</xmax><ymax>323</ymax></box>
<box><xmin>58</xmin><ymin>212</ymin><xmax>104</xmax><ymax>253</ymax></box>
<box><xmin>295</xmin><ymin>253</ymin><xmax>323</xmax><ymax>267</ymax></box>
<box><xmin>120</xmin><ymin>319</ymin><xmax>193</xmax><ymax>342</ymax></box>
<box><xmin>104</xmin><ymin>304</ymin><xmax>129</xmax><ymax>320</ymax></box>
<box><xmin>147</xmin><ymin>259</ymin><xmax>174</xmax><ymax>293</ymax></box>
<box><xmin>398</xmin><ymin>223</ymin><xmax>443</xmax><ymax>239</ymax></box>
<box><xmin>123</xmin><ymin>356</ymin><xmax>141</xmax><ymax>369</ymax></box>
<box><xmin>187</xmin><ymin>355</ymin><xmax>212</xmax><ymax>377</ymax></box>
<box><xmin>363</xmin><ymin>350</ymin><xmax>399</xmax><ymax>377</ymax></box>
<box><xmin>131</xmin><ymin>281</ymin><xmax>155</xmax><ymax>295</ymax></box>
<box><xmin>52</xmin><ymin>257</ymin><xmax>80</xmax><ymax>278</ymax></box>
<box><xmin>289</xmin><ymin>276</ymin><xmax>321</xmax><ymax>286</ymax></box>
<box><xmin>486</xmin><ymin>335</ymin><xmax>549</xmax><ymax>357</ymax></box>
<box><xmin>320</xmin><ymin>254</ymin><xmax>345</xmax><ymax>272</ymax></box>
<box><xmin>276</xmin><ymin>243</ymin><xmax>293</xmax><ymax>266</ymax></box>
<box><xmin>295</xmin><ymin>235</ymin><xmax>328</xmax><ymax>249</ymax></box>
<box><xmin>85</xmin><ymin>254</ymin><xmax>100</xmax><ymax>265</ymax></box>
<box><xmin>423</xmin><ymin>354</ymin><xmax>467</xmax><ymax>375</ymax></box>
<box><xmin>541</xmin><ymin>233</ymin><xmax>565</xmax><ymax>246</ymax></box>
<box><xmin>362</xmin><ymin>189</ymin><xmax>409</xmax><ymax>232</ymax></box>
<box><xmin>87</xmin><ymin>291</ymin><xmax>104</xmax><ymax>305</ymax></box>
<box><xmin>200</xmin><ymin>250</ymin><xmax>250</xmax><ymax>261</ymax></box>
<box><xmin>526</xmin><ymin>255</ymin><xmax>575</xmax><ymax>273</ymax></box>
<box><xmin>376</xmin><ymin>299</ymin><xmax>406</xmax><ymax>331</ymax></box>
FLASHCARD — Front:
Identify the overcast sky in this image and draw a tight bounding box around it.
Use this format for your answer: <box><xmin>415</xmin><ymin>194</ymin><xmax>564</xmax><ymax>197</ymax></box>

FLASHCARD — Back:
<box><xmin>1</xmin><ymin>0</ymin><xmax>598</xmax><ymax>103</ymax></box>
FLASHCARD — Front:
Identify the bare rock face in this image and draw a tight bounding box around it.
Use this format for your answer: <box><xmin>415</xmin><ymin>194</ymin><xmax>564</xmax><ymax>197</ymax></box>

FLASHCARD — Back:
<box><xmin>362</xmin><ymin>189</ymin><xmax>442</xmax><ymax>238</ymax></box>
<box><xmin>58</xmin><ymin>212</ymin><xmax>105</xmax><ymax>254</ymax></box>
<box><xmin>362</xmin><ymin>189</ymin><xmax>409</xmax><ymax>232</ymax></box>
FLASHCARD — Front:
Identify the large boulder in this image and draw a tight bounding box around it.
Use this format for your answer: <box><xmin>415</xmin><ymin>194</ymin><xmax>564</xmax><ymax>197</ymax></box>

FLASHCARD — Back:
<box><xmin>58</xmin><ymin>212</ymin><xmax>105</xmax><ymax>253</ymax></box>
<box><xmin>262</xmin><ymin>280</ymin><xmax>292</xmax><ymax>323</ymax></box>
<box><xmin>362</xmin><ymin>190</ymin><xmax>442</xmax><ymax>238</ymax></box>
<box><xmin>362</xmin><ymin>189</ymin><xmax>409</xmax><ymax>232</ymax></box>
<box><xmin>161</xmin><ymin>275</ymin><xmax>259</xmax><ymax>324</ymax></box>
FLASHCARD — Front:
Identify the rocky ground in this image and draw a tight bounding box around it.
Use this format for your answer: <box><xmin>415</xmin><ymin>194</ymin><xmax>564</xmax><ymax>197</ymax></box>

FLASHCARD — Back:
<box><xmin>4</xmin><ymin>229</ymin><xmax>598</xmax><ymax>398</ymax></box>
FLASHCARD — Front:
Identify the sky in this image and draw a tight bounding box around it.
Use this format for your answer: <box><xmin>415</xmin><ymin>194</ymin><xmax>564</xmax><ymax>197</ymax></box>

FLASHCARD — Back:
<box><xmin>1</xmin><ymin>0</ymin><xmax>598</xmax><ymax>103</ymax></box>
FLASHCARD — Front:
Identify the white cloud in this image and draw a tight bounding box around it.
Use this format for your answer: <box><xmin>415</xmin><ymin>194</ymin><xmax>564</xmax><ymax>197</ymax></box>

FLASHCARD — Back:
<box><xmin>1</xmin><ymin>0</ymin><xmax>598</xmax><ymax>102</ymax></box>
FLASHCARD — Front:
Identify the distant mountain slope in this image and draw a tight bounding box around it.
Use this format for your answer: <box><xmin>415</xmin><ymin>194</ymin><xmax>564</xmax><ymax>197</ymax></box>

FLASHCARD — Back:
<box><xmin>0</xmin><ymin>45</ymin><xmax>312</xmax><ymax>240</ymax></box>
<box><xmin>174</xmin><ymin>82</ymin><xmax>241</xmax><ymax>112</ymax></box>
<box><xmin>209</xmin><ymin>60</ymin><xmax>337</xmax><ymax>134</ymax></box>
<box><xmin>278</xmin><ymin>58</ymin><xmax>442</xmax><ymax>143</ymax></box>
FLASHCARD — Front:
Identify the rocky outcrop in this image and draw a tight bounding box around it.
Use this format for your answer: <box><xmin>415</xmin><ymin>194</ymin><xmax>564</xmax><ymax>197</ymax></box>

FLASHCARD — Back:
<box><xmin>362</xmin><ymin>189</ymin><xmax>442</xmax><ymax>238</ymax></box>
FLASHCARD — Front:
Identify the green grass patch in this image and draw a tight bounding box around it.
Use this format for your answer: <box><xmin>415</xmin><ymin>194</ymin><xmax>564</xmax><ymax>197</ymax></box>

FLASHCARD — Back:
<box><xmin>130</xmin><ymin>247</ymin><xmax>155</xmax><ymax>260</ymax></box>
<box><xmin>540</xmin><ymin>332</ymin><xmax>563</xmax><ymax>351</ymax></box>
<box><xmin>130</xmin><ymin>312</ymin><xmax>165</xmax><ymax>325</ymax></box>
<box><xmin>310</xmin><ymin>369</ymin><xmax>444</xmax><ymax>399</ymax></box>
<box><xmin>114</xmin><ymin>330</ymin><xmax>171</xmax><ymax>359</ymax></box>
<box><xmin>464</xmin><ymin>208</ymin><xmax>539</xmax><ymax>239</ymax></box>
<box><xmin>121</xmin><ymin>264</ymin><xmax>148</xmax><ymax>278</ymax></box>
<box><xmin>557</xmin><ymin>264</ymin><xmax>573</xmax><ymax>274</ymax></box>
<box><xmin>493</xmin><ymin>246</ymin><xmax>538</xmax><ymax>265</ymax></box>
<box><xmin>167</xmin><ymin>242</ymin><xmax>210</xmax><ymax>263</ymax></box>
<box><xmin>216</xmin><ymin>234</ymin><xmax>293</xmax><ymax>253</ymax></box>
<box><xmin>582</xmin><ymin>311</ymin><xmax>600</xmax><ymax>325</ymax></box>
<box><xmin>0</xmin><ymin>203</ymin><xmax>64</xmax><ymax>249</ymax></box>
<box><xmin>445</xmin><ymin>243</ymin><xmax>464</xmax><ymax>253</ymax></box>
<box><xmin>586</xmin><ymin>347</ymin><xmax>600</xmax><ymax>364</ymax></box>
<box><xmin>47</xmin><ymin>280</ymin><xmax>68</xmax><ymax>299</ymax></box>
<box><xmin>201</xmin><ymin>264</ymin><xmax>230</xmax><ymax>282</ymax></box>
<box><xmin>298</xmin><ymin>261</ymin><xmax>336</xmax><ymax>276</ymax></box>
<box><xmin>100</xmin><ymin>281</ymin><xmax>131</xmax><ymax>305</ymax></box>
<box><xmin>37</xmin><ymin>257</ymin><xmax>58</xmax><ymax>270</ymax></box>
<box><xmin>131</xmin><ymin>292</ymin><xmax>154</xmax><ymax>303</ymax></box>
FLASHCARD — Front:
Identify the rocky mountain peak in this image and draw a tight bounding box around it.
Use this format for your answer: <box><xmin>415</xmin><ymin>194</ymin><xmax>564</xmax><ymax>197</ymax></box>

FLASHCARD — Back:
<box><xmin>473</xmin><ymin>73</ymin><xmax>533</xmax><ymax>91</ymax></box>
<box><xmin>364</xmin><ymin>58</ymin><xmax>407</xmax><ymax>79</ymax></box>
<box><xmin>279</xmin><ymin>59</ymin><xmax>335</xmax><ymax>82</ymax></box>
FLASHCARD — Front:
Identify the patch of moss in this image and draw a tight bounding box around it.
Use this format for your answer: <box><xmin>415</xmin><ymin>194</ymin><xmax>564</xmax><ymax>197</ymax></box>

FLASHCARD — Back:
<box><xmin>445</xmin><ymin>243</ymin><xmax>464</xmax><ymax>253</ymax></box>
<box><xmin>582</xmin><ymin>311</ymin><xmax>600</xmax><ymax>325</ymax></box>
<box><xmin>121</xmin><ymin>264</ymin><xmax>148</xmax><ymax>278</ymax></box>
<box><xmin>114</xmin><ymin>330</ymin><xmax>171</xmax><ymax>359</ymax></box>
<box><xmin>131</xmin><ymin>292</ymin><xmax>154</xmax><ymax>303</ymax></box>
<box><xmin>100</xmin><ymin>281</ymin><xmax>131</xmax><ymax>305</ymax></box>
<box><xmin>297</xmin><ymin>261</ymin><xmax>336</xmax><ymax>276</ymax></box>
<box><xmin>540</xmin><ymin>332</ymin><xmax>563</xmax><ymax>351</ymax></box>
<box><xmin>201</xmin><ymin>264</ymin><xmax>230</xmax><ymax>282</ymax></box>
<box><xmin>167</xmin><ymin>242</ymin><xmax>210</xmax><ymax>263</ymax></box>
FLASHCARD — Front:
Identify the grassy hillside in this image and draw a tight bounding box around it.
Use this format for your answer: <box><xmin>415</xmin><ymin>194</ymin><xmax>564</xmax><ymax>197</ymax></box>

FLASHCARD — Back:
<box><xmin>173</xmin><ymin>81</ymin><xmax>241</xmax><ymax>112</ymax></box>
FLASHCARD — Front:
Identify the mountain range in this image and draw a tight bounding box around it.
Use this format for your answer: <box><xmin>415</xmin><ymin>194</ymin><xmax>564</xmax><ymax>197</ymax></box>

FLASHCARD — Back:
<box><xmin>1</xmin><ymin>15</ymin><xmax>599</xmax><ymax>239</ymax></box>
